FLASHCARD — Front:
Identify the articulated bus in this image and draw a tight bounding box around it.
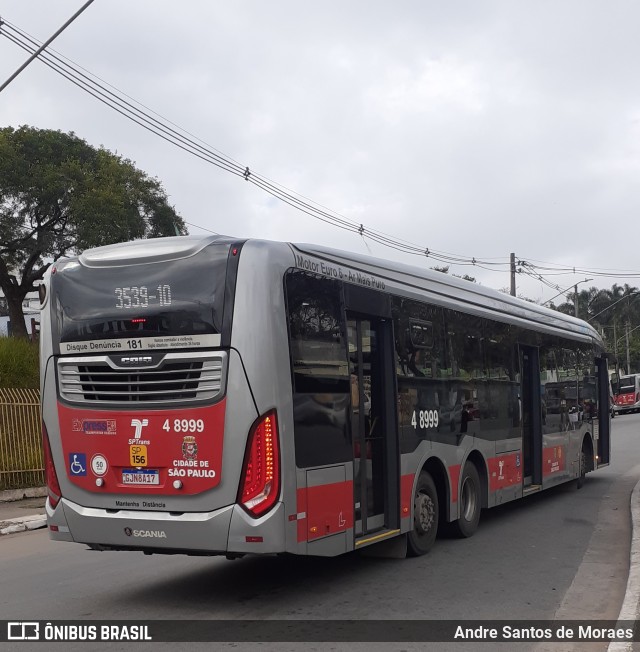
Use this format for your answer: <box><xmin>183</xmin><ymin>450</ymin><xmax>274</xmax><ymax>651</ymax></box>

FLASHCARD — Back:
<box><xmin>40</xmin><ymin>235</ymin><xmax>611</xmax><ymax>558</ymax></box>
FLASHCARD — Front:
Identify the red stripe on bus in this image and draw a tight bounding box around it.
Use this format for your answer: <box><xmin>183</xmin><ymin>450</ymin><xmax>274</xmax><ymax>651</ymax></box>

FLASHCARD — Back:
<box><xmin>542</xmin><ymin>445</ymin><xmax>567</xmax><ymax>477</ymax></box>
<box><xmin>488</xmin><ymin>453</ymin><xmax>522</xmax><ymax>491</ymax></box>
<box><xmin>449</xmin><ymin>464</ymin><xmax>461</xmax><ymax>503</ymax></box>
<box><xmin>400</xmin><ymin>474</ymin><xmax>414</xmax><ymax>518</ymax></box>
<box><xmin>296</xmin><ymin>481</ymin><xmax>353</xmax><ymax>542</ymax></box>
<box><xmin>295</xmin><ymin>488</ymin><xmax>307</xmax><ymax>542</ymax></box>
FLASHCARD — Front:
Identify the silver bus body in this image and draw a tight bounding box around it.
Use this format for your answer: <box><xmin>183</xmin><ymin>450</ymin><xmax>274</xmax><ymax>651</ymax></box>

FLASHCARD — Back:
<box><xmin>39</xmin><ymin>235</ymin><xmax>610</xmax><ymax>557</ymax></box>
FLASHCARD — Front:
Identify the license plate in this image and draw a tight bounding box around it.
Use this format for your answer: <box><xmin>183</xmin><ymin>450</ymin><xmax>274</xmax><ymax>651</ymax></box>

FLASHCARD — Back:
<box><xmin>122</xmin><ymin>469</ymin><xmax>159</xmax><ymax>485</ymax></box>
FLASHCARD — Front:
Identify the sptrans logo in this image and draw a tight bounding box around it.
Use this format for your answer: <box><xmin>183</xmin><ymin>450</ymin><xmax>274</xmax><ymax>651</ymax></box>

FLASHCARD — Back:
<box><xmin>130</xmin><ymin>418</ymin><xmax>149</xmax><ymax>439</ymax></box>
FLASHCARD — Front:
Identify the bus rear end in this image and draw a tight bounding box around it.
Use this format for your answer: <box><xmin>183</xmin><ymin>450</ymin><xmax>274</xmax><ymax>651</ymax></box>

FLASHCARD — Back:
<box><xmin>40</xmin><ymin>235</ymin><xmax>285</xmax><ymax>556</ymax></box>
<box><xmin>613</xmin><ymin>374</ymin><xmax>640</xmax><ymax>414</ymax></box>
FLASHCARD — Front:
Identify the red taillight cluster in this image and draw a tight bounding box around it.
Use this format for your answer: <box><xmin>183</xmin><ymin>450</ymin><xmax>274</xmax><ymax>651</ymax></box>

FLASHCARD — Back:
<box><xmin>239</xmin><ymin>410</ymin><xmax>280</xmax><ymax>517</ymax></box>
<box><xmin>42</xmin><ymin>424</ymin><xmax>61</xmax><ymax>509</ymax></box>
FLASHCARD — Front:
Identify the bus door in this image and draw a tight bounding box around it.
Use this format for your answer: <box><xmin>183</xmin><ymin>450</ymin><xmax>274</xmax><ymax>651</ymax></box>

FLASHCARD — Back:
<box><xmin>519</xmin><ymin>345</ymin><xmax>542</xmax><ymax>488</ymax></box>
<box><xmin>344</xmin><ymin>286</ymin><xmax>399</xmax><ymax>541</ymax></box>
<box><xmin>596</xmin><ymin>356</ymin><xmax>611</xmax><ymax>465</ymax></box>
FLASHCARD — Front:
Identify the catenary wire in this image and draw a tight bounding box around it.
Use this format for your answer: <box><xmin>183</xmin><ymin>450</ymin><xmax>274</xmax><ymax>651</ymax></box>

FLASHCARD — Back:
<box><xmin>4</xmin><ymin>20</ymin><xmax>640</xmax><ymax>287</ymax></box>
<box><xmin>0</xmin><ymin>21</ymin><xmax>515</xmax><ymax>273</ymax></box>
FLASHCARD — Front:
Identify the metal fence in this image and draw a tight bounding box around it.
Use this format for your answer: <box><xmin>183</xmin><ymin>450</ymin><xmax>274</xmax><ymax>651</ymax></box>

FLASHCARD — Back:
<box><xmin>0</xmin><ymin>388</ymin><xmax>44</xmax><ymax>490</ymax></box>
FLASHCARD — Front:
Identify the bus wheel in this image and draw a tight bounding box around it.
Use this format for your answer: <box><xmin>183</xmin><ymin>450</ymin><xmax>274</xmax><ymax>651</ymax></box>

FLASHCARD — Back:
<box><xmin>408</xmin><ymin>471</ymin><xmax>439</xmax><ymax>556</ymax></box>
<box><xmin>450</xmin><ymin>462</ymin><xmax>481</xmax><ymax>538</ymax></box>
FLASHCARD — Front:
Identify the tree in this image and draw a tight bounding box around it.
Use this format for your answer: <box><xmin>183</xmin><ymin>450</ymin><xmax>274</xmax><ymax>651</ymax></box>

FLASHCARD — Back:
<box><xmin>550</xmin><ymin>282</ymin><xmax>640</xmax><ymax>372</ymax></box>
<box><xmin>0</xmin><ymin>126</ymin><xmax>187</xmax><ymax>337</ymax></box>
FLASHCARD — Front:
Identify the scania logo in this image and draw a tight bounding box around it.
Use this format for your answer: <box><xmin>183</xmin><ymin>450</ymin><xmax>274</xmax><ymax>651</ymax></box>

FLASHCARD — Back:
<box><xmin>124</xmin><ymin>527</ymin><xmax>167</xmax><ymax>539</ymax></box>
<box><xmin>119</xmin><ymin>356</ymin><xmax>153</xmax><ymax>366</ymax></box>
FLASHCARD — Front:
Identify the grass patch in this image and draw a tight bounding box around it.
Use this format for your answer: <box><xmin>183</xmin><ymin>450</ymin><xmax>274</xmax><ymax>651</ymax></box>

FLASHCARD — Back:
<box><xmin>0</xmin><ymin>338</ymin><xmax>42</xmax><ymax>489</ymax></box>
<box><xmin>0</xmin><ymin>337</ymin><xmax>39</xmax><ymax>388</ymax></box>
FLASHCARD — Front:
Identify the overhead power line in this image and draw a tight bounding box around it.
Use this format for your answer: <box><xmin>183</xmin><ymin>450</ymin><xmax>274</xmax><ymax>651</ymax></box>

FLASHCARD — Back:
<box><xmin>0</xmin><ymin>0</ymin><xmax>95</xmax><ymax>94</ymax></box>
<box><xmin>0</xmin><ymin>19</ymin><xmax>512</xmax><ymax>272</ymax></box>
<box><xmin>3</xmin><ymin>19</ymin><xmax>640</xmax><ymax>289</ymax></box>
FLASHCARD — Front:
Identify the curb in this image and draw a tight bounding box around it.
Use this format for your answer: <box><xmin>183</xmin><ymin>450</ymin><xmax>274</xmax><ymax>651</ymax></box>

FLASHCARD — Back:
<box><xmin>0</xmin><ymin>514</ymin><xmax>47</xmax><ymax>536</ymax></box>
<box><xmin>0</xmin><ymin>487</ymin><xmax>47</xmax><ymax>502</ymax></box>
<box><xmin>608</xmin><ymin>477</ymin><xmax>640</xmax><ymax>652</ymax></box>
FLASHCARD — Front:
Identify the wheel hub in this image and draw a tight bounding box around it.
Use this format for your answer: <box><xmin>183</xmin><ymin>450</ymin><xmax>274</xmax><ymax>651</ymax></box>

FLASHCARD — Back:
<box><xmin>415</xmin><ymin>492</ymin><xmax>434</xmax><ymax>533</ymax></box>
<box><xmin>461</xmin><ymin>477</ymin><xmax>477</xmax><ymax>521</ymax></box>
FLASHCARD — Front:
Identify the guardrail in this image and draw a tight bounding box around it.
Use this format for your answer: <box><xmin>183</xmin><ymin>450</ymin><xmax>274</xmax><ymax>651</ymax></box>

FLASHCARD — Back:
<box><xmin>0</xmin><ymin>388</ymin><xmax>44</xmax><ymax>490</ymax></box>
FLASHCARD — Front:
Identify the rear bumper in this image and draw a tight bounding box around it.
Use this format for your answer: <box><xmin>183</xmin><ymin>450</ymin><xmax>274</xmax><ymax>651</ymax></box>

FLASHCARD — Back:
<box><xmin>614</xmin><ymin>402</ymin><xmax>640</xmax><ymax>414</ymax></box>
<box><xmin>46</xmin><ymin>497</ymin><xmax>286</xmax><ymax>555</ymax></box>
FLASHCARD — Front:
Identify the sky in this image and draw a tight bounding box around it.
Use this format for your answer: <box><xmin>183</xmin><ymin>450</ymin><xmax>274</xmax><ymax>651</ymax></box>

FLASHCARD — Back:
<box><xmin>1</xmin><ymin>0</ymin><xmax>639</xmax><ymax>306</ymax></box>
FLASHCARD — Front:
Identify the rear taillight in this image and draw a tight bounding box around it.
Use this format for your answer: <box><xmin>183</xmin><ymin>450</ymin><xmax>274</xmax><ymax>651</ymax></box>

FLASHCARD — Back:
<box><xmin>239</xmin><ymin>410</ymin><xmax>280</xmax><ymax>517</ymax></box>
<box><xmin>42</xmin><ymin>424</ymin><xmax>61</xmax><ymax>509</ymax></box>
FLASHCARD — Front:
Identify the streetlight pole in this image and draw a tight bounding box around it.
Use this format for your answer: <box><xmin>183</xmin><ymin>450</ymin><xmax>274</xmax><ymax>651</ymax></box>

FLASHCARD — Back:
<box><xmin>573</xmin><ymin>280</ymin><xmax>594</xmax><ymax>318</ymax></box>
<box><xmin>588</xmin><ymin>290</ymin><xmax>640</xmax><ymax>323</ymax></box>
<box><xmin>510</xmin><ymin>253</ymin><xmax>516</xmax><ymax>297</ymax></box>
<box><xmin>626</xmin><ymin>324</ymin><xmax>631</xmax><ymax>375</ymax></box>
<box><xmin>614</xmin><ymin>323</ymin><xmax>640</xmax><ymax>374</ymax></box>
<box><xmin>542</xmin><ymin>278</ymin><xmax>593</xmax><ymax>309</ymax></box>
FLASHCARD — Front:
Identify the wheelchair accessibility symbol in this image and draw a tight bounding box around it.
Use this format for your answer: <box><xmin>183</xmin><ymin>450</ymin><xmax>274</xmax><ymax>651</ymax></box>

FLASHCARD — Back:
<box><xmin>69</xmin><ymin>453</ymin><xmax>87</xmax><ymax>476</ymax></box>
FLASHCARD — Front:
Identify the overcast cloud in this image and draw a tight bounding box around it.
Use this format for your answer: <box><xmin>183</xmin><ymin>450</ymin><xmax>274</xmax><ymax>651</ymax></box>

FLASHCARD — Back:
<box><xmin>1</xmin><ymin>1</ymin><xmax>639</xmax><ymax>304</ymax></box>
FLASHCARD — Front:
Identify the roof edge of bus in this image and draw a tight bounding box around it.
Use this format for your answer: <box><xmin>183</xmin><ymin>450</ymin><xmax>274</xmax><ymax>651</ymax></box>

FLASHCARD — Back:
<box><xmin>76</xmin><ymin>234</ymin><xmax>240</xmax><ymax>267</ymax></box>
<box><xmin>290</xmin><ymin>242</ymin><xmax>602</xmax><ymax>342</ymax></box>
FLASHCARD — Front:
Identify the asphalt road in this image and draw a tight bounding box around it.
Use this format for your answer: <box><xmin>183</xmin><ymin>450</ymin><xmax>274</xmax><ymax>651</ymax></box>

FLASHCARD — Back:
<box><xmin>2</xmin><ymin>413</ymin><xmax>639</xmax><ymax>651</ymax></box>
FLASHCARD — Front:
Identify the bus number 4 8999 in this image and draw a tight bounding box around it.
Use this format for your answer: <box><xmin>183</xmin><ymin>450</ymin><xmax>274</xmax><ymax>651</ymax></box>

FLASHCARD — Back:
<box><xmin>411</xmin><ymin>409</ymin><xmax>439</xmax><ymax>430</ymax></box>
<box><xmin>162</xmin><ymin>419</ymin><xmax>205</xmax><ymax>433</ymax></box>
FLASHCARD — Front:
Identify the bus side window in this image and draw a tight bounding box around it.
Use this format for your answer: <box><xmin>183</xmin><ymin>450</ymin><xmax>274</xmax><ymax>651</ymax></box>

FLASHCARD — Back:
<box><xmin>285</xmin><ymin>270</ymin><xmax>351</xmax><ymax>468</ymax></box>
<box><xmin>285</xmin><ymin>271</ymin><xmax>349</xmax><ymax>394</ymax></box>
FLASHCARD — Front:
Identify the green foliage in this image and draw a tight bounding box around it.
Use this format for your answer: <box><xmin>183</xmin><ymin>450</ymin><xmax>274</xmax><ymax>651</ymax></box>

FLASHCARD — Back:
<box><xmin>0</xmin><ymin>338</ymin><xmax>41</xmax><ymax>490</ymax></box>
<box><xmin>0</xmin><ymin>125</ymin><xmax>188</xmax><ymax>337</ymax></box>
<box><xmin>553</xmin><ymin>283</ymin><xmax>640</xmax><ymax>373</ymax></box>
<box><xmin>0</xmin><ymin>337</ymin><xmax>39</xmax><ymax>388</ymax></box>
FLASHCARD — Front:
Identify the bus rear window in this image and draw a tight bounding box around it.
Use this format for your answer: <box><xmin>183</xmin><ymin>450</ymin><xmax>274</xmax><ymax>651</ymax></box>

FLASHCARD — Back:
<box><xmin>51</xmin><ymin>242</ymin><xmax>230</xmax><ymax>344</ymax></box>
<box><xmin>618</xmin><ymin>376</ymin><xmax>636</xmax><ymax>393</ymax></box>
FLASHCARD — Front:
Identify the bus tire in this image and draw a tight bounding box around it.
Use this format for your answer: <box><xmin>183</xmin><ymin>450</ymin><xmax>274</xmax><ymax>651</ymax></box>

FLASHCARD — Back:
<box><xmin>407</xmin><ymin>471</ymin><xmax>439</xmax><ymax>556</ymax></box>
<box><xmin>450</xmin><ymin>462</ymin><xmax>481</xmax><ymax>538</ymax></box>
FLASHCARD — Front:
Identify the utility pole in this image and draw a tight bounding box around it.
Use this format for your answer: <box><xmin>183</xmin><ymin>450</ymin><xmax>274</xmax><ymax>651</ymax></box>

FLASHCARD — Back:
<box><xmin>574</xmin><ymin>285</ymin><xmax>579</xmax><ymax>318</ymax></box>
<box><xmin>613</xmin><ymin>320</ymin><xmax>620</xmax><ymax>382</ymax></box>
<box><xmin>510</xmin><ymin>253</ymin><xmax>516</xmax><ymax>297</ymax></box>
<box><xmin>626</xmin><ymin>323</ymin><xmax>631</xmax><ymax>375</ymax></box>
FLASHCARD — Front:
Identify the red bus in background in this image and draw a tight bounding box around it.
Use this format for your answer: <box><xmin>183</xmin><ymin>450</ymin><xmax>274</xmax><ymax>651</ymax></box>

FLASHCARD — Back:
<box><xmin>613</xmin><ymin>374</ymin><xmax>640</xmax><ymax>414</ymax></box>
